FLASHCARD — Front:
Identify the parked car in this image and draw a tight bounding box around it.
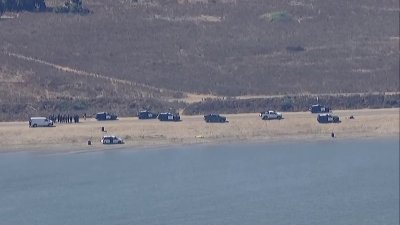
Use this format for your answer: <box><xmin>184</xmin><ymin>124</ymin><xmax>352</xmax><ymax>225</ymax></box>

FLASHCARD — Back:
<box><xmin>29</xmin><ymin>117</ymin><xmax>54</xmax><ymax>128</ymax></box>
<box><xmin>204</xmin><ymin>114</ymin><xmax>227</xmax><ymax>123</ymax></box>
<box><xmin>138</xmin><ymin>110</ymin><xmax>158</xmax><ymax>119</ymax></box>
<box><xmin>317</xmin><ymin>113</ymin><xmax>340</xmax><ymax>123</ymax></box>
<box><xmin>260</xmin><ymin>111</ymin><xmax>283</xmax><ymax>120</ymax></box>
<box><xmin>101</xmin><ymin>135</ymin><xmax>124</xmax><ymax>144</ymax></box>
<box><xmin>309</xmin><ymin>104</ymin><xmax>330</xmax><ymax>113</ymax></box>
<box><xmin>95</xmin><ymin>112</ymin><xmax>118</xmax><ymax>121</ymax></box>
<box><xmin>158</xmin><ymin>112</ymin><xmax>181</xmax><ymax>121</ymax></box>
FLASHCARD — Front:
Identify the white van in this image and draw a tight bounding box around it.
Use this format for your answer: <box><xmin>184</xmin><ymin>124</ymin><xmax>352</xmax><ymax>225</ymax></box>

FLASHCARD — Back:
<box><xmin>29</xmin><ymin>117</ymin><xmax>54</xmax><ymax>128</ymax></box>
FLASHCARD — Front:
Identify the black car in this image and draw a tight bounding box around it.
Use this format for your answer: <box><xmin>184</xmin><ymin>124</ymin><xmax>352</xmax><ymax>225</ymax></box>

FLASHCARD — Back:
<box><xmin>204</xmin><ymin>114</ymin><xmax>227</xmax><ymax>123</ymax></box>
<box><xmin>95</xmin><ymin>112</ymin><xmax>118</xmax><ymax>121</ymax></box>
<box><xmin>158</xmin><ymin>112</ymin><xmax>181</xmax><ymax>121</ymax></box>
<box><xmin>317</xmin><ymin>113</ymin><xmax>340</xmax><ymax>123</ymax></box>
<box><xmin>309</xmin><ymin>104</ymin><xmax>330</xmax><ymax>113</ymax></box>
<box><xmin>138</xmin><ymin>110</ymin><xmax>158</xmax><ymax>119</ymax></box>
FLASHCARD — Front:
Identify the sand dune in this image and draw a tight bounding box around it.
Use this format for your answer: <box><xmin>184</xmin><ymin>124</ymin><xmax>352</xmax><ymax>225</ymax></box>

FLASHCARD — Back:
<box><xmin>0</xmin><ymin>108</ymin><xmax>398</xmax><ymax>152</ymax></box>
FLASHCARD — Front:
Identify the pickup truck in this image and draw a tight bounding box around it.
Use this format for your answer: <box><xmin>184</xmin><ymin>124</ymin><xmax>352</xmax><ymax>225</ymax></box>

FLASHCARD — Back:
<box><xmin>260</xmin><ymin>111</ymin><xmax>283</xmax><ymax>120</ymax></box>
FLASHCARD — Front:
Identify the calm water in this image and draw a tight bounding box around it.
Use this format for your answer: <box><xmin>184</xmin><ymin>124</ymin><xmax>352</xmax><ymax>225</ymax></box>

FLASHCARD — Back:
<box><xmin>0</xmin><ymin>139</ymin><xmax>398</xmax><ymax>225</ymax></box>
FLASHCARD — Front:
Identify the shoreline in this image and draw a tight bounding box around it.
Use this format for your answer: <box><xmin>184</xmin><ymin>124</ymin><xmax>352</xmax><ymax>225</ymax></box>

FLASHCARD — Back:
<box><xmin>1</xmin><ymin>108</ymin><xmax>398</xmax><ymax>153</ymax></box>
<box><xmin>2</xmin><ymin>134</ymin><xmax>398</xmax><ymax>155</ymax></box>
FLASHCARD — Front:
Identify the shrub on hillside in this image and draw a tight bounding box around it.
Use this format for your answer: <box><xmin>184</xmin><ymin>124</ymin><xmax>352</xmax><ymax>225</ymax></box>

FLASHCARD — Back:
<box><xmin>182</xmin><ymin>93</ymin><xmax>400</xmax><ymax>115</ymax></box>
<box><xmin>0</xmin><ymin>1</ymin><xmax>4</xmax><ymax>15</ymax></box>
<box><xmin>280</xmin><ymin>97</ymin><xmax>294</xmax><ymax>111</ymax></box>
<box><xmin>286</xmin><ymin>45</ymin><xmax>305</xmax><ymax>52</ymax></box>
<box><xmin>54</xmin><ymin>0</ymin><xmax>89</xmax><ymax>14</ymax></box>
<box><xmin>260</xmin><ymin>11</ymin><xmax>292</xmax><ymax>22</ymax></box>
<box><xmin>1</xmin><ymin>0</ymin><xmax>46</xmax><ymax>12</ymax></box>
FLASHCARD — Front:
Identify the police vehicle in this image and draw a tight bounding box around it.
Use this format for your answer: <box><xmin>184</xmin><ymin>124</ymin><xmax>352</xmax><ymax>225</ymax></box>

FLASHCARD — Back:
<box><xmin>158</xmin><ymin>112</ymin><xmax>181</xmax><ymax>121</ymax></box>
<box><xmin>317</xmin><ymin>113</ymin><xmax>340</xmax><ymax>123</ymax></box>
<box><xmin>138</xmin><ymin>110</ymin><xmax>158</xmax><ymax>119</ymax></box>
<box><xmin>95</xmin><ymin>112</ymin><xmax>118</xmax><ymax>121</ymax></box>
<box><xmin>309</xmin><ymin>104</ymin><xmax>330</xmax><ymax>113</ymax></box>
<box><xmin>101</xmin><ymin>135</ymin><xmax>124</xmax><ymax>144</ymax></box>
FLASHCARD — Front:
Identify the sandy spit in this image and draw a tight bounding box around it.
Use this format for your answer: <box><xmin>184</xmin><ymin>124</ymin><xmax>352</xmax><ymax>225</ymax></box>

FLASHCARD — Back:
<box><xmin>0</xmin><ymin>108</ymin><xmax>398</xmax><ymax>153</ymax></box>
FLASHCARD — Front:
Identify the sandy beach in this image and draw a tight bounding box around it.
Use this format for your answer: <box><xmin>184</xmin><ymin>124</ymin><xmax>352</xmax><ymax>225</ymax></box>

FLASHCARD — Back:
<box><xmin>0</xmin><ymin>108</ymin><xmax>398</xmax><ymax>152</ymax></box>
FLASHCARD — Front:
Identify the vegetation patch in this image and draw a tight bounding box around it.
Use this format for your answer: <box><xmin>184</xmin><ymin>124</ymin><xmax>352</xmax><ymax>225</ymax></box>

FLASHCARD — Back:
<box><xmin>0</xmin><ymin>0</ymin><xmax>46</xmax><ymax>13</ymax></box>
<box><xmin>260</xmin><ymin>11</ymin><xmax>292</xmax><ymax>22</ymax></box>
<box><xmin>54</xmin><ymin>0</ymin><xmax>89</xmax><ymax>14</ymax></box>
<box><xmin>154</xmin><ymin>14</ymin><xmax>222</xmax><ymax>23</ymax></box>
<box><xmin>0</xmin><ymin>0</ymin><xmax>90</xmax><ymax>14</ymax></box>
<box><xmin>182</xmin><ymin>93</ymin><xmax>400</xmax><ymax>115</ymax></box>
<box><xmin>286</xmin><ymin>45</ymin><xmax>306</xmax><ymax>52</ymax></box>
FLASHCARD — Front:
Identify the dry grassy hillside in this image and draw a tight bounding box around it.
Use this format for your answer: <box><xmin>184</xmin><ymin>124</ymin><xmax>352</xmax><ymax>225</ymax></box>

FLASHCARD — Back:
<box><xmin>0</xmin><ymin>0</ymin><xmax>399</xmax><ymax>120</ymax></box>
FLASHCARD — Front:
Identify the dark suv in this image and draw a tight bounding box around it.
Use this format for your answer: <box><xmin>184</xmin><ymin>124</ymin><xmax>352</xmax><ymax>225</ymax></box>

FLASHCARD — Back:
<box><xmin>317</xmin><ymin>113</ymin><xmax>340</xmax><ymax>123</ymax></box>
<box><xmin>309</xmin><ymin>104</ymin><xmax>330</xmax><ymax>113</ymax></box>
<box><xmin>158</xmin><ymin>112</ymin><xmax>181</xmax><ymax>121</ymax></box>
<box><xmin>95</xmin><ymin>112</ymin><xmax>117</xmax><ymax>121</ymax></box>
<box><xmin>204</xmin><ymin>114</ymin><xmax>227</xmax><ymax>123</ymax></box>
<box><xmin>138</xmin><ymin>110</ymin><xmax>158</xmax><ymax>119</ymax></box>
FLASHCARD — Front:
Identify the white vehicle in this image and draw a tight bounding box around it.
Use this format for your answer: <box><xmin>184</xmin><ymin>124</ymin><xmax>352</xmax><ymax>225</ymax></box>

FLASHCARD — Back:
<box><xmin>260</xmin><ymin>110</ymin><xmax>283</xmax><ymax>120</ymax></box>
<box><xmin>101</xmin><ymin>135</ymin><xmax>124</xmax><ymax>144</ymax></box>
<box><xmin>29</xmin><ymin>117</ymin><xmax>54</xmax><ymax>127</ymax></box>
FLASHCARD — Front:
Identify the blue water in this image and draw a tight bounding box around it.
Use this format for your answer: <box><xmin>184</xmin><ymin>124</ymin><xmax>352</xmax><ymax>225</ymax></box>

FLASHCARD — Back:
<box><xmin>0</xmin><ymin>139</ymin><xmax>398</xmax><ymax>225</ymax></box>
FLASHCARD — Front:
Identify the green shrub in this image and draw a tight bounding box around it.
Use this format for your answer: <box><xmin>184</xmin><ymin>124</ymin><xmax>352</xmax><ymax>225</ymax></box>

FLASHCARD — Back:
<box><xmin>280</xmin><ymin>97</ymin><xmax>294</xmax><ymax>111</ymax></box>
<box><xmin>0</xmin><ymin>1</ymin><xmax>4</xmax><ymax>15</ymax></box>
<box><xmin>260</xmin><ymin>11</ymin><xmax>292</xmax><ymax>22</ymax></box>
<box><xmin>53</xmin><ymin>0</ymin><xmax>89</xmax><ymax>14</ymax></box>
<box><xmin>72</xmin><ymin>101</ymin><xmax>88</xmax><ymax>110</ymax></box>
<box><xmin>54</xmin><ymin>6</ymin><xmax>69</xmax><ymax>13</ymax></box>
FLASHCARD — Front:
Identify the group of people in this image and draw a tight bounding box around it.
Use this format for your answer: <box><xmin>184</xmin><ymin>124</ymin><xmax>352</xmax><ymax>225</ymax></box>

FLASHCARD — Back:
<box><xmin>48</xmin><ymin>114</ymin><xmax>80</xmax><ymax>124</ymax></box>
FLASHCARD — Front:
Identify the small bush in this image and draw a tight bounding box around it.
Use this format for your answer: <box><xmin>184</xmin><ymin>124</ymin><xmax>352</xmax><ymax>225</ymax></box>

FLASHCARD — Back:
<box><xmin>53</xmin><ymin>0</ymin><xmax>90</xmax><ymax>14</ymax></box>
<box><xmin>0</xmin><ymin>1</ymin><xmax>4</xmax><ymax>15</ymax></box>
<box><xmin>72</xmin><ymin>101</ymin><xmax>88</xmax><ymax>110</ymax></box>
<box><xmin>260</xmin><ymin>11</ymin><xmax>292</xmax><ymax>22</ymax></box>
<box><xmin>54</xmin><ymin>6</ymin><xmax>69</xmax><ymax>13</ymax></box>
<box><xmin>280</xmin><ymin>97</ymin><xmax>294</xmax><ymax>111</ymax></box>
<box><xmin>286</xmin><ymin>45</ymin><xmax>305</xmax><ymax>52</ymax></box>
<box><xmin>172</xmin><ymin>91</ymin><xmax>186</xmax><ymax>99</ymax></box>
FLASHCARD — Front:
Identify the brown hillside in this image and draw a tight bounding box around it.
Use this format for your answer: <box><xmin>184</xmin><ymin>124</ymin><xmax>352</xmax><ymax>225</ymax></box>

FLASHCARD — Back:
<box><xmin>0</xmin><ymin>0</ymin><xmax>399</xmax><ymax>120</ymax></box>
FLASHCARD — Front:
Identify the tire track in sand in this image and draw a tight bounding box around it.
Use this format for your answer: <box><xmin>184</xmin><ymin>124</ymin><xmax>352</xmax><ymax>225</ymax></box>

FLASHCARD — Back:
<box><xmin>4</xmin><ymin>51</ymin><xmax>166</xmax><ymax>93</ymax></box>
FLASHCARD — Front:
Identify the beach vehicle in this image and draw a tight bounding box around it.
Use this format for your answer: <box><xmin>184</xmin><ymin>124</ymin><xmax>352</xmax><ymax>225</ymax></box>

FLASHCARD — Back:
<box><xmin>29</xmin><ymin>117</ymin><xmax>54</xmax><ymax>128</ymax></box>
<box><xmin>95</xmin><ymin>112</ymin><xmax>117</xmax><ymax>121</ymax></box>
<box><xmin>158</xmin><ymin>112</ymin><xmax>180</xmax><ymax>121</ymax></box>
<box><xmin>309</xmin><ymin>104</ymin><xmax>330</xmax><ymax>113</ymax></box>
<box><xmin>317</xmin><ymin>113</ymin><xmax>340</xmax><ymax>123</ymax></box>
<box><xmin>204</xmin><ymin>114</ymin><xmax>227</xmax><ymax>123</ymax></box>
<box><xmin>101</xmin><ymin>135</ymin><xmax>124</xmax><ymax>144</ymax></box>
<box><xmin>260</xmin><ymin>111</ymin><xmax>283</xmax><ymax>120</ymax></box>
<box><xmin>138</xmin><ymin>110</ymin><xmax>158</xmax><ymax>119</ymax></box>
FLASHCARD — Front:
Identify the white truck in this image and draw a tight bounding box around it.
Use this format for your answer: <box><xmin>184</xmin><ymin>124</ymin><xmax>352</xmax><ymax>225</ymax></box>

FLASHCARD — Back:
<box><xmin>260</xmin><ymin>110</ymin><xmax>283</xmax><ymax>120</ymax></box>
<box><xmin>29</xmin><ymin>117</ymin><xmax>54</xmax><ymax>128</ymax></box>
